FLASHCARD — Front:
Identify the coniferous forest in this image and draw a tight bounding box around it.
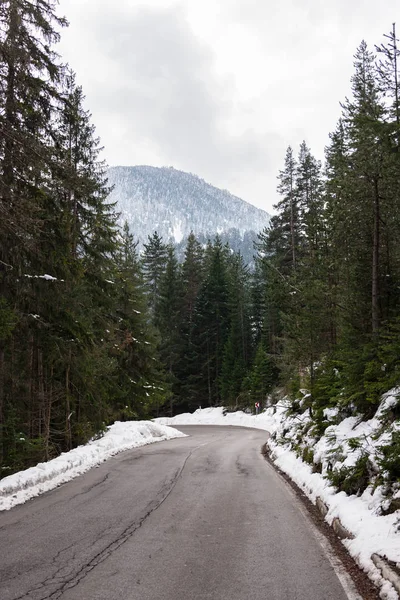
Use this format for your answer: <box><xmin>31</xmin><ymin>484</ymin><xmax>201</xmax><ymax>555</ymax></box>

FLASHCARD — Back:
<box><xmin>1</xmin><ymin>2</ymin><xmax>400</xmax><ymax>477</ymax></box>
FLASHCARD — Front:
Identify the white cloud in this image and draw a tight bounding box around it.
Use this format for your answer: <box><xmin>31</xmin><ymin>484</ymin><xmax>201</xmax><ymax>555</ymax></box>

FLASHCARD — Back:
<box><xmin>58</xmin><ymin>0</ymin><xmax>400</xmax><ymax>212</ymax></box>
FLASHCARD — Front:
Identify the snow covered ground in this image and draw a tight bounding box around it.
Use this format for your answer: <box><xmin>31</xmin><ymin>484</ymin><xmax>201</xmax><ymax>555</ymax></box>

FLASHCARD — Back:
<box><xmin>156</xmin><ymin>398</ymin><xmax>400</xmax><ymax>600</ymax></box>
<box><xmin>0</xmin><ymin>421</ymin><xmax>186</xmax><ymax>512</ymax></box>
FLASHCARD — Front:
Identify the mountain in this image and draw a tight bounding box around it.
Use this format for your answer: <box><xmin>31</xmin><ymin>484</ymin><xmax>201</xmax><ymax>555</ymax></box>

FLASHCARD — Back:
<box><xmin>107</xmin><ymin>166</ymin><xmax>270</xmax><ymax>263</ymax></box>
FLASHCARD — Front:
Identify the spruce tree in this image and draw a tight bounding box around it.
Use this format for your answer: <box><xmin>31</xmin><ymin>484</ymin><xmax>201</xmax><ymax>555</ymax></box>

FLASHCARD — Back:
<box><xmin>156</xmin><ymin>246</ymin><xmax>183</xmax><ymax>415</ymax></box>
<box><xmin>0</xmin><ymin>0</ymin><xmax>67</xmax><ymax>467</ymax></box>
<box><xmin>220</xmin><ymin>253</ymin><xmax>252</xmax><ymax>405</ymax></box>
<box><xmin>191</xmin><ymin>238</ymin><xmax>230</xmax><ymax>406</ymax></box>
<box><xmin>275</xmin><ymin>146</ymin><xmax>299</xmax><ymax>270</ymax></box>
<box><xmin>342</xmin><ymin>42</ymin><xmax>385</xmax><ymax>335</ymax></box>
<box><xmin>114</xmin><ymin>222</ymin><xmax>167</xmax><ymax>419</ymax></box>
<box><xmin>245</xmin><ymin>341</ymin><xmax>277</xmax><ymax>406</ymax></box>
<box><xmin>176</xmin><ymin>233</ymin><xmax>204</xmax><ymax>410</ymax></box>
<box><xmin>142</xmin><ymin>231</ymin><xmax>168</xmax><ymax>313</ymax></box>
<box><xmin>375</xmin><ymin>23</ymin><xmax>400</xmax><ymax>125</ymax></box>
<box><xmin>181</xmin><ymin>232</ymin><xmax>204</xmax><ymax>326</ymax></box>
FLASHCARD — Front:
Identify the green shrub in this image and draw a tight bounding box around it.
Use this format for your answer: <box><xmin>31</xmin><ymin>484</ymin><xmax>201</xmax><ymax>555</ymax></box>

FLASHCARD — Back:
<box><xmin>326</xmin><ymin>454</ymin><xmax>371</xmax><ymax>496</ymax></box>
<box><xmin>347</xmin><ymin>437</ymin><xmax>362</xmax><ymax>450</ymax></box>
<box><xmin>377</xmin><ymin>431</ymin><xmax>400</xmax><ymax>484</ymax></box>
<box><xmin>302</xmin><ymin>446</ymin><xmax>314</xmax><ymax>465</ymax></box>
<box><xmin>311</xmin><ymin>419</ymin><xmax>331</xmax><ymax>439</ymax></box>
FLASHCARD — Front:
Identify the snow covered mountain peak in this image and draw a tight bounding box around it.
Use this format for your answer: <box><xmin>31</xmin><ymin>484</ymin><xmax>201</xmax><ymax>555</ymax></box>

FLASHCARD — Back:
<box><xmin>107</xmin><ymin>166</ymin><xmax>270</xmax><ymax>261</ymax></box>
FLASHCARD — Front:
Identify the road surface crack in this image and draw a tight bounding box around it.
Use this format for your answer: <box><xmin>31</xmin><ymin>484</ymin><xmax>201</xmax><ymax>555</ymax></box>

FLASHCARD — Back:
<box><xmin>13</xmin><ymin>442</ymin><xmax>207</xmax><ymax>600</ymax></box>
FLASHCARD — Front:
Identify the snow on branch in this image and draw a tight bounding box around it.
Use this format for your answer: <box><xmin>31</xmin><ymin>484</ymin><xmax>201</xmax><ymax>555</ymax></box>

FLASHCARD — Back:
<box><xmin>24</xmin><ymin>274</ymin><xmax>64</xmax><ymax>282</ymax></box>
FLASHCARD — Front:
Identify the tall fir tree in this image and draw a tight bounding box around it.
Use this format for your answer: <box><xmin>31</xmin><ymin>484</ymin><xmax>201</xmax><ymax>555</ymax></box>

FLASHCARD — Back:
<box><xmin>220</xmin><ymin>253</ymin><xmax>253</xmax><ymax>405</ymax></box>
<box><xmin>0</xmin><ymin>0</ymin><xmax>67</xmax><ymax>467</ymax></box>
<box><xmin>274</xmin><ymin>146</ymin><xmax>299</xmax><ymax>271</ymax></box>
<box><xmin>142</xmin><ymin>231</ymin><xmax>168</xmax><ymax>314</ymax></box>
<box><xmin>156</xmin><ymin>246</ymin><xmax>183</xmax><ymax>415</ymax></box>
<box><xmin>175</xmin><ymin>232</ymin><xmax>204</xmax><ymax>411</ymax></box>
<box><xmin>114</xmin><ymin>222</ymin><xmax>167</xmax><ymax>420</ymax></box>
<box><xmin>191</xmin><ymin>237</ymin><xmax>230</xmax><ymax>406</ymax></box>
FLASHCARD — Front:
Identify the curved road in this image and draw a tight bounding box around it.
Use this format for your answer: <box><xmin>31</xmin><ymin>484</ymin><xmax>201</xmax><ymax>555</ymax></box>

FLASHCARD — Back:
<box><xmin>0</xmin><ymin>426</ymin><xmax>359</xmax><ymax>600</ymax></box>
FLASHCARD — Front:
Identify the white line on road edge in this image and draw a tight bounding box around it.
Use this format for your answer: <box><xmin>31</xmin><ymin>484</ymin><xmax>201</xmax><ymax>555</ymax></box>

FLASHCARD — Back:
<box><xmin>261</xmin><ymin>455</ymin><xmax>363</xmax><ymax>600</ymax></box>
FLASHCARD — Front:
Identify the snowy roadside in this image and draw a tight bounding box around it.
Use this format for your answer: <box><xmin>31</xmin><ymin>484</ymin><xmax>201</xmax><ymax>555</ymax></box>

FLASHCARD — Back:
<box><xmin>0</xmin><ymin>421</ymin><xmax>186</xmax><ymax>512</ymax></box>
<box><xmin>156</xmin><ymin>401</ymin><xmax>400</xmax><ymax>600</ymax></box>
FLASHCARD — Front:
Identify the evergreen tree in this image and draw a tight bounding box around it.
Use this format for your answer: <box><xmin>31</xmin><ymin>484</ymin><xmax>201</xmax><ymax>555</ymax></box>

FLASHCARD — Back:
<box><xmin>254</xmin><ymin>228</ymin><xmax>285</xmax><ymax>357</ymax></box>
<box><xmin>176</xmin><ymin>232</ymin><xmax>204</xmax><ymax>410</ymax></box>
<box><xmin>274</xmin><ymin>146</ymin><xmax>299</xmax><ymax>270</ymax></box>
<box><xmin>374</xmin><ymin>26</ymin><xmax>400</xmax><ymax>324</ymax></box>
<box><xmin>53</xmin><ymin>73</ymin><xmax>121</xmax><ymax>449</ymax></box>
<box><xmin>156</xmin><ymin>246</ymin><xmax>183</xmax><ymax>415</ymax></box>
<box><xmin>375</xmin><ymin>23</ymin><xmax>400</xmax><ymax>125</ymax></box>
<box><xmin>341</xmin><ymin>41</ymin><xmax>386</xmax><ymax>335</ymax></box>
<box><xmin>318</xmin><ymin>37</ymin><xmax>400</xmax><ymax>413</ymax></box>
<box><xmin>180</xmin><ymin>232</ymin><xmax>204</xmax><ymax>326</ymax></box>
<box><xmin>114</xmin><ymin>222</ymin><xmax>167</xmax><ymax>420</ymax></box>
<box><xmin>142</xmin><ymin>231</ymin><xmax>168</xmax><ymax>313</ymax></box>
<box><xmin>250</xmin><ymin>259</ymin><xmax>266</xmax><ymax>349</ymax></box>
<box><xmin>191</xmin><ymin>238</ymin><xmax>230</xmax><ymax>406</ymax></box>
<box><xmin>244</xmin><ymin>341</ymin><xmax>277</xmax><ymax>406</ymax></box>
<box><xmin>292</xmin><ymin>142</ymin><xmax>328</xmax><ymax>384</ymax></box>
<box><xmin>220</xmin><ymin>253</ymin><xmax>252</xmax><ymax>405</ymax></box>
<box><xmin>0</xmin><ymin>0</ymin><xmax>67</xmax><ymax>260</ymax></box>
<box><xmin>0</xmin><ymin>0</ymin><xmax>67</xmax><ymax>466</ymax></box>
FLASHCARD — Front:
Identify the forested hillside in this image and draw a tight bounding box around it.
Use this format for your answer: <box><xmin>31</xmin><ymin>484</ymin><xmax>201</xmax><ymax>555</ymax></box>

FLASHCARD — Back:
<box><xmin>1</xmin><ymin>0</ymin><xmax>400</xmax><ymax>503</ymax></box>
<box><xmin>107</xmin><ymin>165</ymin><xmax>269</xmax><ymax>264</ymax></box>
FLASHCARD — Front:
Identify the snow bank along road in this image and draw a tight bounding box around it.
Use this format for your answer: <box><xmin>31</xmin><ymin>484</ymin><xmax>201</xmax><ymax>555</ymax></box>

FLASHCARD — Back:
<box><xmin>1</xmin><ymin>426</ymin><xmax>361</xmax><ymax>600</ymax></box>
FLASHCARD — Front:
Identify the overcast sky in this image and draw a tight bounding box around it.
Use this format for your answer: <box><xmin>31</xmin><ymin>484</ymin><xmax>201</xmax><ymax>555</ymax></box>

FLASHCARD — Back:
<box><xmin>57</xmin><ymin>0</ymin><xmax>399</xmax><ymax>213</ymax></box>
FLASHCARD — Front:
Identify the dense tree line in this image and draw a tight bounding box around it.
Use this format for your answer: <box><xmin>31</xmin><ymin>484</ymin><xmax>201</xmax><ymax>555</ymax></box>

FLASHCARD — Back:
<box><xmin>0</xmin><ymin>1</ymin><xmax>166</xmax><ymax>474</ymax></box>
<box><xmin>144</xmin><ymin>27</ymin><xmax>400</xmax><ymax>424</ymax></box>
<box><xmin>1</xmin><ymin>2</ymin><xmax>399</xmax><ymax>477</ymax></box>
<box><xmin>140</xmin><ymin>230</ymin><xmax>277</xmax><ymax>415</ymax></box>
<box><xmin>258</xmin><ymin>29</ymin><xmax>400</xmax><ymax>426</ymax></box>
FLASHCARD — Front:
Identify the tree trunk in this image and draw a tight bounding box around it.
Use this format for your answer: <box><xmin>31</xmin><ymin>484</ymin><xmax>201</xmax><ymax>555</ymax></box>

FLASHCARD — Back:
<box><xmin>290</xmin><ymin>184</ymin><xmax>296</xmax><ymax>269</ymax></box>
<box><xmin>65</xmin><ymin>352</ymin><xmax>72</xmax><ymax>451</ymax></box>
<box><xmin>393</xmin><ymin>23</ymin><xmax>399</xmax><ymax>125</ymax></box>
<box><xmin>372</xmin><ymin>178</ymin><xmax>380</xmax><ymax>334</ymax></box>
<box><xmin>0</xmin><ymin>346</ymin><xmax>4</xmax><ymax>464</ymax></box>
<box><xmin>206</xmin><ymin>339</ymin><xmax>212</xmax><ymax>406</ymax></box>
<box><xmin>3</xmin><ymin>4</ymin><xmax>18</xmax><ymax>191</ymax></box>
<box><xmin>37</xmin><ymin>349</ymin><xmax>49</xmax><ymax>460</ymax></box>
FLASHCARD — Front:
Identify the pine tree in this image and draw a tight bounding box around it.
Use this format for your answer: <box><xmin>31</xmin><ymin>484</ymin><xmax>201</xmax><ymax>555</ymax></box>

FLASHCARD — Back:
<box><xmin>315</xmin><ymin>37</ymin><xmax>400</xmax><ymax>413</ymax></box>
<box><xmin>374</xmin><ymin>26</ymin><xmax>400</xmax><ymax>323</ymax></box>
<box><xmin>375</xmin><ymin>23</ymin><xmax>400</xmax><ymax>125</ymax></box>
<box><xmin>260</xmin><ymin>142</ymin><xmax>328</xmax><ymax>389</ymax></box>
<box><xmin>181</xmin><ymin>232</ymin><xmax>204</xmax><ymax>326</ymax></box>
<box><xmin>245</xmin><ymin>341</ymin><xmax>277</xmax><ymax>406</ymax></box>
<box><xmin>142</xmin><ymin>232</ymin><xmax>168</xmax><ymax>313</ymax></box>
<box><xmin>250</xmin><ymin>260</ymin><xmax>266</xmax><ymax>349</ymax></box>
<box><xmin>275</xmin><ymin>146</ymin><xmax>299</xmax><ymax>270</ymax></box>
<box><xmin>113</xmin><ymin>222</ymin><xmax>167</xmax><ymax>420</ymax></box>
<box><xmin>0</xmin><ymin>0</ymin><xmax>67</xmax><ymax>256</ymax></box>
<box><xmin>156</xmin><ymin>246</ymin><xmax>183</xmax><ymax>415</ymax></box>
<box><xmin>175</xmin><ymin>232</ymin><xmax>204</xmax><ymax>410</ymax></box>
<box><xmin>254</xmin><ymin>228</ymin><xmax>285</xmax><ymax>358</ymax></box>
<box><xmin>220</xmin><ymin>253</ymin><xmax>252</xmax><ymax>405</ymax></box>
<box><xmin>296</xmin><ymin>141</ymin><xmax>324</xmax><ymax>257</ymax></box>
<box><xmin>0</xmin><ymin>0</ymin><xmax>67</xmax><ymax>467</ymax></box>
<box><xmin>293</xmin><ymin>142</ymin><xmax>329</xmax><ymax>383</ymax></box>
<box><xmin>191</xmin><ymin>238</ymin><xmax>230</xmax><ymax>406</ymax></box>
<box><xmin>342</xmin><ymin>42</ymin><xmax>385</xmax><ymax>335</ymax></box>
<box><xmin>53</xmin><ymin>72</ymin><xmax>121</xmax><ymax>449</ymax></box>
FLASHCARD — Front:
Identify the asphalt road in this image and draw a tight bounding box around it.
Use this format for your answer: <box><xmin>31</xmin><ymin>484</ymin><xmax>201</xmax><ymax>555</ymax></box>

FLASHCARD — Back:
<box><xmin>0</xmin><ymin>426</ymin><xmax>358</xmax><ymax>600</ymax></box>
